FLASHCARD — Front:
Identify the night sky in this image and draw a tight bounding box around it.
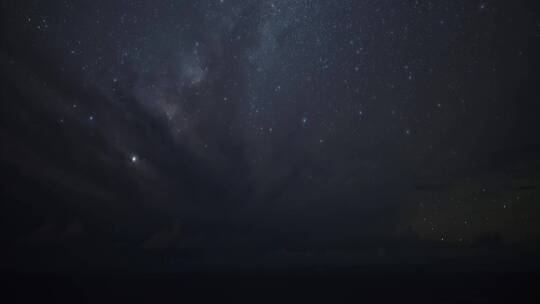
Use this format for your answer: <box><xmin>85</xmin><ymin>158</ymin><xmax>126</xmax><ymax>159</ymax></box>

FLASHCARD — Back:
<box><xmin>2</xmin><ymin>0</ymin><xmax>540</xmax><ymax>273</ymax></box>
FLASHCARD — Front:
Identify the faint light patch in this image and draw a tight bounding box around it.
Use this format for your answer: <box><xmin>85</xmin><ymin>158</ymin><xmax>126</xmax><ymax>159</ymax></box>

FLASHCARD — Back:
<box><xmin>180</xmin><ymin>58</ymin><xmax>206</xmax><ymax>87</ymax></box>
<box><xmin>175</xmin><ymin>49</ymin><xmax>207</xmax><ymax>90</ymax></box>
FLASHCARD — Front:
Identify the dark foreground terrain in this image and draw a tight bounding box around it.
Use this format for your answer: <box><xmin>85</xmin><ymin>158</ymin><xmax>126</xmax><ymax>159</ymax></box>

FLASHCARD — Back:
<box><xmin>3</xmin><ymin>260</ymin><xmax>539</xmax><ymax>304</ymax></box>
